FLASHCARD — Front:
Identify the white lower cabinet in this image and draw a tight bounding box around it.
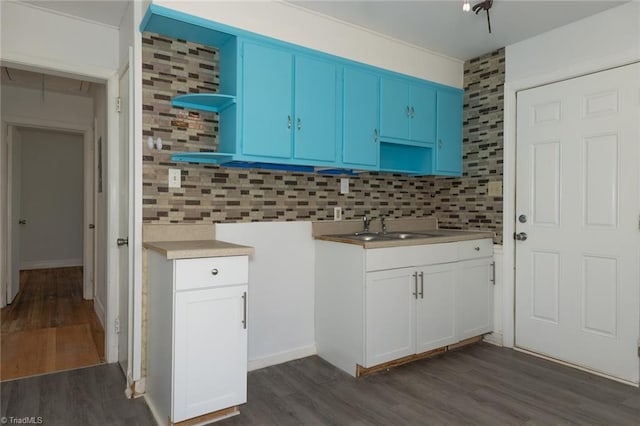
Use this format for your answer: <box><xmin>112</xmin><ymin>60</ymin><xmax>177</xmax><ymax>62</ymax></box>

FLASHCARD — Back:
<box><xmin>146</xmin><ymin>251</ymin><xmax>249</xmax><ymax>424</ymax></box>
<box><xmin>316</xmin><ymin>238</ymin><xmax>493</xmax><ymax>376</ymax></box>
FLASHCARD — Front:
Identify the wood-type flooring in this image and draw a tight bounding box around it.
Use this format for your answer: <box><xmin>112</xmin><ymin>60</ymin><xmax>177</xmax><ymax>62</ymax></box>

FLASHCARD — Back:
<box><xmin>2</xmin><ymin>343</ymin><xmax>640</xmax><ymax>425</ymax></box>
<box><xmin>1</xmin><ymin>267</ymin><xmax>104</xmax><ymax>381</ymax></box>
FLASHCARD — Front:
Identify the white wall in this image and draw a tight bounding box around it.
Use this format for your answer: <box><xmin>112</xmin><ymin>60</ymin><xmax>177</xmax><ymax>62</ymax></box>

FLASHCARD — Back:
<box><xmin>152</xmin><ymin>0</ymin><xmax>463</xmax><ymax>88</ymax></box>
<box><xmin>1</xmin><ymin>1</ymin><xmax>119</xmax><ymax>77</ymax></box>
<box><xmin>501</xmin><ymin>1</ymin><xmax>640</xmax><ymax>348</ymax></box>
<box><xmin>216</xmin><ymin>222</ymin><xmax>316</xmax><ymax>370</ymax></box>
<box><xmin>18</xmin><ymin>128</ymin><xmax>84</xmax><ymax>269</ymax></box>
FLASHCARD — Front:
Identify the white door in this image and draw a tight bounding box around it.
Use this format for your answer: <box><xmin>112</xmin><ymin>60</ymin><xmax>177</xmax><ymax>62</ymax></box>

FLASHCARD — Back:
<box><xmin>365</xmin><ymin>268</ymin><xmax>416</xmax><ymax>367</ymax></box>
<box><xmin>117</xmin><ymin>67</ymin><xmax>130</xmax><ymax>375</ymax></box>
<box><xmin>415</xmin><ymin>263</ymin><xmax>456</xmax><ymax>353</ymax></box>
<box><xmin>8</xmin><ymin>126</ymin><xmax>21</xmax><ymax>303</ymax></box>
<box><xmin>174</xmin><ymin>285</ymin><xmax>248</xmax><ymax>422</ymax></box>
<box><xmin>515</xmin><ymin>63</ymin><xmax>640</xmax><ymax>384</ymax></box>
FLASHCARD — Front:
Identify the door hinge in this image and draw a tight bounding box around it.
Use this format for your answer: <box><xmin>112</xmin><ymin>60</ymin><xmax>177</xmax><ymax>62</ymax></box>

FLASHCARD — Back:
<box><xmin>490</xmin><ymin>262</ymin><xmax>496</xmax><ymax>285</ymax></box>
<box><xmin>115</xmin><ymin>317</ymin><xmax>120</xmax><ymax>334</ymax></box>
<box><xmin>116</xmin><ymin>97</ymin><xmax>122</xmax><ymax>113</ymax></box>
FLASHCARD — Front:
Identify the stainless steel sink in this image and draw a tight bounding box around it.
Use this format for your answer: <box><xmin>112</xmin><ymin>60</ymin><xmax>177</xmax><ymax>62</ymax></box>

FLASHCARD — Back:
<box><xmin>383</xmin><ymin>232</ymin><xmax>428</xmax><ymax>239</ymax></box>
<box><xmin>331</xmin><ymin>232</ymin><xmax>392</xmax><ymax>242</ymax></box>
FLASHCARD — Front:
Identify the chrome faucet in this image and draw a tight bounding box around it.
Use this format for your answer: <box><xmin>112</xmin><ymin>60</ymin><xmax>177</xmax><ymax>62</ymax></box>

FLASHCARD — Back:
<box><xmin>362</xmin><ymin>215</ymin><xmax>371</xmax><ymax>233</ymax></box>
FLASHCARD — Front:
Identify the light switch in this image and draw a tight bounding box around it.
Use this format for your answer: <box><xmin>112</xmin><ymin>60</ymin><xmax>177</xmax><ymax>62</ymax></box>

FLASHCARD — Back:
<box><xmin>488</xmin><ymin>181</ymin><xmax>502</xmax><ymax>197</ymax></box>
<box><xmin>168</xmin><ymin>168</ymin><xmax>181</xmax><ymax>189</ymax></box>
<box><xmin>340</xmin><ymin>178</ymin><xmax>349</xmax><ymax>194</ymax></box>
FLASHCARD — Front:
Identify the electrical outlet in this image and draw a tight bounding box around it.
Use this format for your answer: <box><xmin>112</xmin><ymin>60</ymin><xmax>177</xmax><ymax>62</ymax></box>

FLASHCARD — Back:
<box><xmin>168</xmin><ymin>168</ymin><xmax>181</xmax><ymax>189</ymax></box>
<box><xmin>340</xmin><ymin>178</ymin><xmax>350</xmax><ymax>194</ymax></box>
<box><xmin>333</xmin><ymin>207</ymin><xmax>342</xmax><ymax>221</ymax></box>
<box><xmin>488</xmin><ymin>181</ymin><xmax>502</xmax><ymax>197</ymax></box>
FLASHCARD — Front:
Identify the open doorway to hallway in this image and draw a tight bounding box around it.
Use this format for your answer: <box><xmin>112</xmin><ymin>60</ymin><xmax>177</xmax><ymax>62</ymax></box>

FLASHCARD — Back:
<box><xmin>1</xmin><ymin>67</ymin><xmax>109</xmax><ymax>381</ymax></box>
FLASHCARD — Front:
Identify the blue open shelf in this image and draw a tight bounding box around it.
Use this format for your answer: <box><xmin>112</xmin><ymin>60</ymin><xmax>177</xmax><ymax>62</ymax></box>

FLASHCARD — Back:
<box><xmin>171</xmin><ymin>94</ymin><xmax>236</xmax><ymax>113</ymax></box>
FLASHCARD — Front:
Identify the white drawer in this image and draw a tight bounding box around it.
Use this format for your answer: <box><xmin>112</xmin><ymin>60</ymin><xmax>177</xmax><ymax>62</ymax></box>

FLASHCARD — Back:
<box><xmin>458</xmin><ymin>239</ymin><xmax>493</xmax><ymax>260</ymax></box>
<box><xmin>175</xmin><ymin>256</ymin><xmax>248</xmax><ymax>291</ymax></box>
<box><xmin>366</xmin><ymin>243</ymin><xmax>458</xmax><ymax>271</ymax></box>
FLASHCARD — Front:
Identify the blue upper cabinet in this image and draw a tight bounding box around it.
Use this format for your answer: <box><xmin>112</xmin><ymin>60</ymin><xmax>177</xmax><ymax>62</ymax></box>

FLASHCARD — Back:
<box><xmin>380</xmin><ymin>77</ymin><xmax>436</xmax><ymax>145</ymax></box>
<box><xmin>342</xmin><ymin>67</ymin><xmax>379</xmax><ymax>168</ymax></box>
<box><xmin>241</xmin><ymin>41</ymin><xmax>338</xmax><ymax>165</ymax></box>
<box><xmin>293</xmin><ymin>55</ymin><xmax>338</xmax><ymax>163</ymax></box>
<box><xmin>435</xmin><ymin>89</ymin><xmax>463</xmax><ymax>176</ymax></box>
<box><xmin>241</xmin><ymin>42</ymin><xmax>293</xmax><ymax>159</ymax></box>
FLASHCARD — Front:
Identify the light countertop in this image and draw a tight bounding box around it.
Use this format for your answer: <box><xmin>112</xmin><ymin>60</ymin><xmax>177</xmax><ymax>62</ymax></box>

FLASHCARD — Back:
<box><xmin>143</xmin><ymin>240</ymin><xmax>255</xmax><ymax>259</ymax></box>
<box><xmin>315</xmin><ymin>229</ymin><xmax>494</xmax><ymax>249</ymax></box>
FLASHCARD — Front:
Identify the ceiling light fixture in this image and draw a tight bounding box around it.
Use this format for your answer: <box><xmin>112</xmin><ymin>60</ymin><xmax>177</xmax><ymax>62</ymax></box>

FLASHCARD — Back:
<box><xmin>472</xmin><ymin>0</ymin><xmax>494</xmax><ymax>33</ymax></box>
<box><xmin>463</xmin><ymin>0</ymin><xmax>470</xmax><ymax>12</ymax></box>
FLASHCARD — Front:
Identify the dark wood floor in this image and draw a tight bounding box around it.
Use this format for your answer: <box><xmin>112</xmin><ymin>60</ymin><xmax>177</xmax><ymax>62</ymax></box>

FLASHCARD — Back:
<box><xmin>3</xmin><ymin>343</ymin><xmax>639</xmax><ymax>425</ymax></box>
<box><xmin>223</xmin><ymin>343</ymin><xmax>640</xmax><ymax>426</ymax></box>
<box><xmin>1</xmin><ymin>267</ymin><xmax>104</xmax><ymax>380</ymax></box>
<box><xmin>0</xmin><ymin>363</ymin><xmax>155</xmax><ymax>426</ymax></box>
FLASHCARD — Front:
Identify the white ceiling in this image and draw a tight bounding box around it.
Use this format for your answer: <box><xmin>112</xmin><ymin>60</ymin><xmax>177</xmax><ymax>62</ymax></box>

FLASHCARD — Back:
<box><xmin>287</xmin><ymin>0</ymin><xmax>627</xmax><ymax>60</ymax></box>
<box><xmin>19</xmin><ymin>1</ymin><xmax>627</xmax><ymax>60</ymax></box>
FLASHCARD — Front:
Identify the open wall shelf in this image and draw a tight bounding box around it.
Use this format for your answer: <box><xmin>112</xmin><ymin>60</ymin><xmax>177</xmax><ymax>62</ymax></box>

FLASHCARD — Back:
<box><xmin>171</xmin><ymin>94</ymin><xmax>236</xmax><ymax>113</ymax></box>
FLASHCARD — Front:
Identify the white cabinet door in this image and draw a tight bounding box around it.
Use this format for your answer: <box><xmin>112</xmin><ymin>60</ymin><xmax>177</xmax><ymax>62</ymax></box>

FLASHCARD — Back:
<box><xmin>365</xmin><ymin>268</ymin><xmax>416</xmax><ymax>367</ymax></box>
<box><xmin>173</xmin><ymin>285</ymin><xmax>248</xmax><ymax>422</ymax></box>
<box><xmin>416</xmin><ymin>264</ymin><xmax>456</xmax><ymax>353</ymax></box>
<box><xmin>456</xmin><ymin>259</ymin><xmax>493</xmax><ymax>340</ymax></box>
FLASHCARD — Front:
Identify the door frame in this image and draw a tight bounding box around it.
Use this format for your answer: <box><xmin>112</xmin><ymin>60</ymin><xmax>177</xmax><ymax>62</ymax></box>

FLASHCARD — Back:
<box><xmin>4</xmin><ymin>121</ymin><xmax>93</xmax><ymax>298</ymax></box>
<box><xmin>0</xmin><ymin>59</ymin><xmax>122</xmax><ymax>364</ymax></box>
<box><xmin>502</xmin><ymin>58</ymin><xmax>640</xmax><ymax>350</ymax></box>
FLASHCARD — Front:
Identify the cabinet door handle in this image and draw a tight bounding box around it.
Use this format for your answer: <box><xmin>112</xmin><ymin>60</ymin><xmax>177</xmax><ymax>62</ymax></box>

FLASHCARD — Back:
<box><xmin>297</xmin><ymin>117</ymin><xmax>302</xmax><ymax>131</ymax></box>
<box><xmin>242</xmin><ymin>291</ymin><xmax>247</xmax><ymax>329</ymax></box>
<box><xmin>211</xmin><ymin>268</ymin><xmax>219</xmax><ymax>276</ymax></box>
<box><xmin>411</xmin><ymin>106</ymin><xmax>415</xmax><ymax>118</ymax></box>
<box><xmin>412</xmin><ymin>272</ymin><xmax>418</xmax><ymax>299</ymax></box>
<box><xmin>373</xmin><ymin>128</ymin><xmax>378</xmax><ymax>143</ymax></box>
<box><xmin>287</xmin><ymin>115</ymin><xmax>292</xmax><ymax>129</ymax></box>
<box><xmin>419</xmin><ymin>271</ymin><xmax>424</xmax><ymax>299</ymax></box>
<box><xmin>439</xmin><ymin>139</ymin><xmax>443</xmax><ymax>149</ymax></box>
<box><xmin>406</xmin><ymin>106</ymin><xmax>411</xmax><ymax>117</ymax></box>
<box><xmin>490</xmin><ymin>262</ymin><xmax>496</xmax><ymax>285</ymax></box>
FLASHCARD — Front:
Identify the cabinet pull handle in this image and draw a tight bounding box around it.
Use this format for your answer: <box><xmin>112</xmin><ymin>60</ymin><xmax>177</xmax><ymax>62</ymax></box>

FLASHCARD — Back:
<box><xmin>211</xmin><ymin>268</ymin><xmax>219</xmax><ymax>276</ymax></box>
<box><xmin>439</xmin><ymin>139</ymin><xmax>443</xmax><ymax>149</ymax></box>
<box><xmin>297</xmin><ymin>117</ymin><xmax>302</xmax><ymax>130</ymax></box>
<box><xmin>412</xmin><ymin>272</ymin><xmax>418</xmax><ymax>299</ymax></box>
<box><xmin>373</xmin><ymin>128</ymin><xmax>378</xmax><ymax>143</ymax></box>
<box><xmin>419</xmin><ymin>272</ymin><xmax>424</xmax><ymax>299</ymax></box>
<box><xmin>242</xmin><ymin>291</ymin><xmax>247</xmax><ymax>329</ymax></box>
<box><xmin>406</xmin><ymin>106</ymin><xmax>411</xmax><ymax>117</ymax></box>
<box><xmin>490</xmin><ymin>262</ymin><xmax>496</xmax><ymax>285</ymax></box>
<box><xmin>287</xmin><ymin>115</ymin><xmax>292</xmax><ymax>129</ymax></box>
<box><xmin>411</xmin><ymin>106</ymin><xmax>415</xmax><ymax>118</ymax></box>
<box><xmin>474</xmin><ymin>247</ymin><xmax>480</xmax><ymax>251</ymax></box>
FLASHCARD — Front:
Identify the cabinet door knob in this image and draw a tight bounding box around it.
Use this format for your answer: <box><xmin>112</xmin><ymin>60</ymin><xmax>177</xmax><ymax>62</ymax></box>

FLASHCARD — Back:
<box><xmin>474</xmin><ymin>247</ymin><xmax>480</xmax><ymax>251</ymax></box>
<box><xmin>211</xmin><ymin>268</ymin><xmax>219</xmax><ymax>276</ymax></box>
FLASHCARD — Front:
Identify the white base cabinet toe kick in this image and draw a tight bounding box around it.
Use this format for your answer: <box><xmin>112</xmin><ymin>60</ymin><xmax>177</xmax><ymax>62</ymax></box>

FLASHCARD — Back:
<box><xmin>145</xmin><ymin>249</ymin><xmax>250</xmax><ymax>425</ymax></box>
<box><xmin>315</xmin><ymin>238</ymin><xmax>494</xmax><ymax>376</ymax></box>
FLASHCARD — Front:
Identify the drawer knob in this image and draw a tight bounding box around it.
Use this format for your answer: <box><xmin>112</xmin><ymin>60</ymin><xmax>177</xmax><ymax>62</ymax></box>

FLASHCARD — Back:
<box><xmin>211</xmin><ymin>268</ymin><xmax>219</xmax><ymax>276</ymax></box>
<box><xmin>474</xmin><ymin>247</ymin><xmax>480</xmax><ymax>251</ymax></box>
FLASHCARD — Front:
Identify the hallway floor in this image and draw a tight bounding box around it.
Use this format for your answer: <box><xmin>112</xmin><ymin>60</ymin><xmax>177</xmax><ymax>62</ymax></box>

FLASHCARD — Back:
<box><xmin>1</xmin><ymin>267</ymin><xmax>104</xmax><ymax>381</ymax></box>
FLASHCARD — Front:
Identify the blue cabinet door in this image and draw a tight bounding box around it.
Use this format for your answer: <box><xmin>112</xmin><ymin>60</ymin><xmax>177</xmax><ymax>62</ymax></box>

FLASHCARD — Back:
<box><xmin>380</xmin><ymin>77</ymin><xmax>410</xmax><ymax>141</ymax></box>
<box><xmin>435</xmin><ymin>89</ymin><xmax>463</xmax><ymax>175</ymax></box>
<box><xmin>409</xmin><ymin>83</ymin><xmax>436</xmax><ymax>144</ymax></box>
<box><xmin>294</xmin><ymin>55</ymin><xmax>338</xmax><ymax>162</ymax></box>
<box><xmin>343</xmin><ymin>67</ymin><xmax>379</xmax><ymax>167</ymax></box>
<box><xmin>241</xmin><ymin>42</ymin><xmax>292</xmax><ymax>159</ymax></box>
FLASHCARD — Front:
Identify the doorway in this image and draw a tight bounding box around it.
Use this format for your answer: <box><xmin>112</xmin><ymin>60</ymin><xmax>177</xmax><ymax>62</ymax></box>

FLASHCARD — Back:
<box><xmin>0</xmin><ymin>69</ymin><xmax>108</xmax><ymax>380</ymax></box>
<box><xmin>514</xmin><ymin>63</ymin><xmax>640</xmax><ymax>384</ymax></box>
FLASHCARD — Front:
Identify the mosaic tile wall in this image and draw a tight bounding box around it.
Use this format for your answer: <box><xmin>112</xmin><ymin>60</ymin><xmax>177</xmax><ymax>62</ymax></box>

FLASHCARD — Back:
<box><xmin>142</xmin><ymin>33</ymin><xmax>505</xmax><ymax>243</ymax></box>
<box><xmin>429</xmin><ymin>49</ymin><xmax>505</xmax><ymax>243</ymax></box>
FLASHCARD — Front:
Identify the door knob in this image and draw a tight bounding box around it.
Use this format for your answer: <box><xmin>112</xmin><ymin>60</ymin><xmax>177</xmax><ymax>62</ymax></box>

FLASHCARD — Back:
<box><xmin>89</xmin><ymin>224</ymin><xmax>95</xmax><ymax>229</ymax></box>
<box><xmin>18</xmin><ymin>219</ymin><xmax>26</xmax><ymax>225</ymax></box>
<box><xmin>514</xmin><ymin>232</ymin><xmax>528</xmax><ymax>241</ymax></box>
<box><xmin>117</xmin><ymin>237</ymin><xmax>129</xmax><ymax>247</ymax></box>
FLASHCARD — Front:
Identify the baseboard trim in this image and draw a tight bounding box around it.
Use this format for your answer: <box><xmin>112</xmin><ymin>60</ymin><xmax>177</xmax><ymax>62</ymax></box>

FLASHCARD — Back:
<box><xmin>20</xmin><ymin>258</ymin><xmax>83</xmax><ymax>270</ymax></box>
<box><xmin>248</xmin><ymin>344</ymin><xmax>317</xmax><ymax>372</ymax></box>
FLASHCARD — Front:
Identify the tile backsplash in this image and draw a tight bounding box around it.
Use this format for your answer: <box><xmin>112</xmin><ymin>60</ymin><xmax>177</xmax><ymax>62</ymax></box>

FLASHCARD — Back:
<box><xmin>142</xmin><ymin>33</ymin><xmax>505</xmax><ymax>243</ymax></box>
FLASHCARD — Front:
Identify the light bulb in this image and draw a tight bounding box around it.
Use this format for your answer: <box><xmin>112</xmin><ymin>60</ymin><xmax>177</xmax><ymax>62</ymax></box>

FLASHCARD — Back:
<box><xmin>463</xmin><ymin>0</ymin><xmax>471</xmax><ymax>12</ymax></box>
